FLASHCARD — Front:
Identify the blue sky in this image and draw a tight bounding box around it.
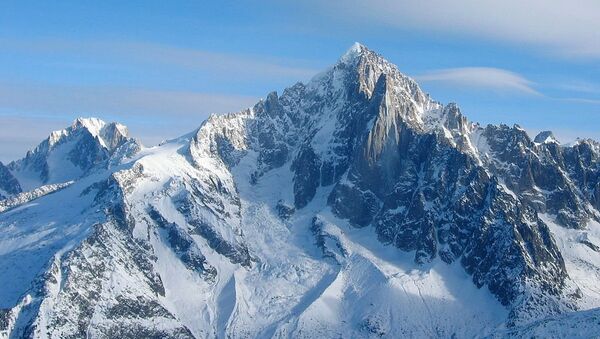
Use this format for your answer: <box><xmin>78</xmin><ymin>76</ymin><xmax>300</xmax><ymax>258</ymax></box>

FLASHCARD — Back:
<box><xmin>0</xmin><ymin>0</ymin><xmax>599</xmax><ymax>162</ymax></box>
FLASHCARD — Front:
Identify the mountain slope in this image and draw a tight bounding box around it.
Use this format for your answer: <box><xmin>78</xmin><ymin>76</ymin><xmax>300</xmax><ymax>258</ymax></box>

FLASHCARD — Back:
<box><xmin>1</xmin><ymin>43</ymin><xmax>600</xmax><ymax>338</ymax></box>
<box><xmin>0</xmin><ymin>162</ymin><xmax>21</xmax><ymax>199</ymax></box>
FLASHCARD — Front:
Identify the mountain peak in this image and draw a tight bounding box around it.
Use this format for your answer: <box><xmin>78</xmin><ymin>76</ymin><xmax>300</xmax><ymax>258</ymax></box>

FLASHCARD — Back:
<box><xmin>534</xmin><ymin>130</ymin><xmax>558</xmax><ymax>144</ymax></box>
<box><xmin>339</xmin><ymin>42</ymin><xmax>369</xmax><ymax>64</ymax></box>
<box><xmin>72</xmin><ymin>117</ymin><xmax>128</xmax><ymax>137</ymax></box>
<box><xmin>70</xmin><ymin>117</ymin><xmax>130</xmax><ymax>150</ymax></box>
<box><xmin>73</xmin><ymin>117</ymin><xmax>107</xmax><ymax>134</ymax></box>
<box><xmin>5</xmin><ymin>116</ymin><xmax>137</xmax><ymax>192</ymax></box>
<box><xmin>346</xmin><ymin>42</ymin><xmax>367</xmax><ymax>55</ymax></box>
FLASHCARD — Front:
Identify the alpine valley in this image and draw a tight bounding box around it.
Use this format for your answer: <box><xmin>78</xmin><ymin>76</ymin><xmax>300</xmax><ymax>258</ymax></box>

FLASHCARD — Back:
<box><xmin>1</xmin><ymin>44</ymin><xmax>600</xmax><ymax>338</ymax></box>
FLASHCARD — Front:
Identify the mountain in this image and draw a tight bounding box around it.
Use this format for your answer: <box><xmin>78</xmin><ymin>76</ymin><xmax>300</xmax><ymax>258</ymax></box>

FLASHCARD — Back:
<box><xmin>1</xmin><ymin>43</ymin><xmax>600</xmax><ymax>338</ymax></box>
<box><xmin>1</xmin><ymin>117</ymin><xmax>140</xmax><ymax>194</ymax></box>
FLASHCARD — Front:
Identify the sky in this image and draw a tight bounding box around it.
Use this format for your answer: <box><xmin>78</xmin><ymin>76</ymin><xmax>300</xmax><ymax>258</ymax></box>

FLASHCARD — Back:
<box><xmin>0</xmin><ymin>0</ymin><xmax>599</xmax><ymax>162</ymax></box>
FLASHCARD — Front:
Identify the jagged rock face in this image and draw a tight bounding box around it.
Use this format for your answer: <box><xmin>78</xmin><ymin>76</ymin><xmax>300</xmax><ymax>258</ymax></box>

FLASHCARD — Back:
<box><xmin>563</xmin><ymin>140</ymin><xmax>600</xmax><ymax>211</ymax></box>
<box><xmin>1</xmin><ymin>44</ymin><xmax>600</xmax><ymax>338</ymax></box>
<box><xmin>474</xmin><ymin>125</ymin><xmax>600</xmax><ymax>229</ymax></box>
<box><xmin>327</xmin><ymin>86</ymin><xmax>572</xmax><ymax>320</ymax></box>
<box><xmin>0</xmin><ymin>162</ymin><xmax>21</xmax><ymax>198</ymax></box>
<box><xmin>181</xmin><ymin>44</ymin><xmax>582</xmax><ymax>323</ymax></box>
<box><xmin>245</xmin><ymin>45</ymin><xmax>438</xmax><ymax>210</ymax></box>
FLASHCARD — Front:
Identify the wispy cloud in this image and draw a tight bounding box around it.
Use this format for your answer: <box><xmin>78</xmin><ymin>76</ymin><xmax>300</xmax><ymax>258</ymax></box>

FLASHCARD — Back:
<box><xmin>0</xmin><ymin>83</ymin><xmax>257</xmax><ymax>118</ymax></box>
<box><xmin>121</xmin><ymin>42</ymin><xmax>319</xmax><ymax>80</ymax></box>
<box><xmin>310</xmin><ymin>0</ymin><xmax>600</xmax><ymax>60</ymax></box>
<box><xmin>557</xmin><ymin>97</ymin><xmax>600</xmax><ymax>105</ymax></box>
<box><xmin>414</xmin><ymin>67</ymin><xmax>600</xmax><ymax>104</ymax></box>
<box><xmin>2</xmin><ymin>38</ymin><xmax>320</xmax><ymax>81</ymax></box>
<box><xmin>554</xmin><ymin>81</ymin><xmax>600</xmax><ymax>95</ymax></box>
<box><xmin>414</xmin><ymin>67</ymin><xmax>540</xmax><ymax>95</ymax></box>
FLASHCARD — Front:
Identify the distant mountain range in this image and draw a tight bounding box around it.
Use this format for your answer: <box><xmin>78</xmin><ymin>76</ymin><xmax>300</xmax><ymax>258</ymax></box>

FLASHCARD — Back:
<box><xmin>1</xmin><ymin>43</ymin><xmax>600</xmax><ymax>338</ymax></box>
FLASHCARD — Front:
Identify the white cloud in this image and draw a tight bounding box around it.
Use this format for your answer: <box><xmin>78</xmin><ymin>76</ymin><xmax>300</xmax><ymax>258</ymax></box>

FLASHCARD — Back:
<box><xmin>0</xmin><ymin>83</ymin><xmax>257</xmax><ymax>118</ymax></box>
<box><xmin>118</xmin><ymin>42</ymin><xmax>319</xmax><ymax>80</ymax></box>
<box><xmin>555</xmin><ymin>81</ymin><xmax>600</xmax><ymax>95</ymax></box>
<box><xmin>311</xmin><ymin>0</ymin><xmax>600</xmax><ymax>59</ymax></box>
<box><xmin>414</xmin><ymin>67</ymin><xmax>540</xmax><ymax>95</ymax></box>
<box><xmin>2</xmin><ymin>38</ymin><xmax>320</xmax><ymax>81</ymax></box>
<box><xmin>558</xmin><ymin>97</ymin><xmax>600</xmax><ymax>105</ymax></box>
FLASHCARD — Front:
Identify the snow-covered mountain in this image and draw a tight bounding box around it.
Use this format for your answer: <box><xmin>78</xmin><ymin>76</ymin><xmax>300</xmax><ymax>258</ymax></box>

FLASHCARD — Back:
<box><xmin>1</xmin><ymin>43</ymin><xmax>600</xmax><ymax>338</ymax></box>
<box><xmin>0</xmin><ymin>117</ymin><xmax>140</xmax><ymax>194</ymax></box>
